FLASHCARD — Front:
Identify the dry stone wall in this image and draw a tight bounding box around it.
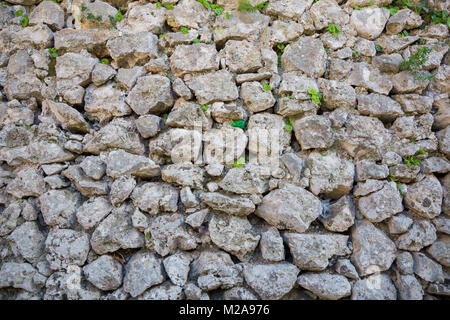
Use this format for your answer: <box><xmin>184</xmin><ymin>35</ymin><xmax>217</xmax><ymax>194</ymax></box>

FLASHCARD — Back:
<box><xmin>0</xmin><ymin>0</ymin><xmax>449</xmax><ymax>300</ymax></box>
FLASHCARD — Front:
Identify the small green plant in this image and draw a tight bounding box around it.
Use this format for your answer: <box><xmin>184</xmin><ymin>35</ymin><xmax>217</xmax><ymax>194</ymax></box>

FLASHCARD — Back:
<box><xmin>352</xmin><ymin>49</ymin><xmax>359</xmax><ymax>58</ymax></box>
<box><xmin>162</xmin><ymin>114</ymin><xmax>168</xmax><ymax>120</ymax></box>
<box><xmin>96</xmin><ymin>15</ymin><xmax>102</xmax><ymax>21</ymax></box>
<box><xmin>15</xmin><ymin>9</ymin><xmax>23</xmax><ymax>16</ymax></box>
<box><xmin>284</xmin><ymin>118</ymin><xmax>295</xmax><ymax>131</ymax></box>
<box><xmin>156</xmin><ymin>2</ymin><xmax>162</xmax><ymax>8</ymax></box>
<box><xmin>321</xmin><ymin>152</ymin><xmax>327</xmax><ymax>156</ymax></box>
<box><xmin>397</xmin><ymin>30</ymin><xmax>409</xmax><ymax>37</ymax></box>
<box><xmin>225</xmin><ymin>12</ymin><xmax>230</xmax><ymax>19</ymax></box>
<box><xmin>326</xmin><ymin>23</ymin><xmax>341</xmax><ymax>37</ymax></box>
<box><xmin>202</xmin><ymin>104</ymin><xmax>208</xmax><ymax>111</ymax></box>
<box><xmin>238</xmin><ymin>0</ymin><xmax>269</xmax><ymax>12</ymax></box>
<box><xmin>20</xmin><ymin>15</ymin><xmax>29</xmax><ymax>27</ymax></box>
<box><xmin>375</xmin><ymin>44</ymin><xmax>382</xmax><ymax>52</ymax></box>
<box><xmin>277</xmin><ymin>55</ymin><xmax>282</xmax><ymax>69</ymax></box>
<box><xmin>400</xmin><ymin>46</ymin><xmax>432</xmax><ymax>81</ymax></box>
<box><xmin>87</xmin><ymin>12</ymin><xmax>95</xmax><ymax>20</ymax></box>
<box><xmin>48</xmin><ymin>48</ymin><xmax>58</xmax><ymax>58</ymax></box>
<box><xmin>165</xmin><ymin>4</ymin><xmax>174</xmax><ymax>9</ymax></box>
<box><xmin>108</xmin><ymin>15</ymin><xmax>117</xmax><ymax>28</ymax></box>
<box><xmin>145</xmin><ymin>231</ymin><xmax>151</xmax><ymax>239</ymax></box>
<box><xmin>231</xmin><ymin>119</ymin><xmax>247</xmax><ymax>129</ymax></box>
<box><xmin>119</xmin><ymin>6</ymin><xmax>127</xmax><ymax>13</ymax></box>
<box><xmin>25</xmin><ymin>125</ymin><xmax>31</xmax><ymax>130</ymax></box>
<box><xmin>159</xmin><ymin>32</ymin><xmax>167</xmax><ymax>39</ymax></box>
<box><xmin>277</xmin><ymin>43</ymin><xmax>285</xmax><ymax>53</ymax></box>
<box><xmin>196</xmin><ymin>0</ymin><xmax>224</xmax><ymax>15</ymax></box>
<box><xmin>115</xmin><ymin>11</ymin><xmax>123</xmax><ymax>22</ymax></box>
<box><xmin>101</xmin><ymin>58</ymin><xmax>109</xmax><ymax>64</ymax></box>
<box><xmin>417</xmin><ymin>148</ymin><xmax>427</xmax><ymax>155</ymax></box>
<box><xmin>193</xmin><ymin>38</ymin><xmax>201</xmax><ymax>43</ymax></box>
<box><xmin>284</xmin><ymin>94</ymin><xmax>291</xmax><ymax>99</ymax></box>
<box><xmin>369</xmin><ymin>0</ymin><xmax>374</xmax><ymax>5</ymax></box>
<box><xmin>262</xmin><ymin>83</ymin><xmax>271</xmax><ymax>91</ymax></box>
<box><xmin>353</xmin><ymin>5</ymin><xmax>361</xmax><ymax>10</ymax></box>
<box><xmin>403</xmin><ymin>155</ymin><xmax>421</xmax><ymax>168</ymax></box>
<box><xmin>180</xmin><ymin>27</ymin><xmax>189</xmax><ymax>34</ymax></box>
<box><xmin>233</xmin><ymin>157</ymin><xmax>245</xmax><ymax>168</ymax></box>
<box><xmin>307</xmin><ymin>88</ymin><xmax>322</xmax><ymax>104</ymax></box>
<box><xmin>81</xmin><ymin>6</ymin><xmax>87</xmax><ymax>11</ymax></box>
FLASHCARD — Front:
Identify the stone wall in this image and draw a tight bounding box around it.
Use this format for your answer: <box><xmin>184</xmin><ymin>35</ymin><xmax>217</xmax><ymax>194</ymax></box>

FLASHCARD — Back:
<box><xmin>0</xmin><ymin>0</ymin><xmax>449</xmax><ymax>300</ymax></box>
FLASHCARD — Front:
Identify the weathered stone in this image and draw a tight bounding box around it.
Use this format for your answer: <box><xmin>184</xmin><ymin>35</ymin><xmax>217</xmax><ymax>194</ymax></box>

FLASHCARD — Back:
<box><xmin>83</xmin><ymin>255</ymin><xmax>123</xmax><ymax>291</ymax></box>
<box><xmin>260</xmin><ymin>226</ymin><xmax>284</xmax><ymax>262</ymax></box>
<box><xmin>0</xmin><ymin>263</ymin><xmax>38</xmax><ymax>293</ymax></box>
<box><xmin>105</xmin><ymin>150</ymin><xmax>160</xmax><ymax>179</ymax></box>
<box><xmin>106</xmin><ymin>32</ymin><xmax>158</xmax><ymax>68</ymax></box>
<box><xmin>120</xmin><ymin>3</ymin><xmax>166</xmax><ymax>34</ymax></box>
<box><xmin>357</xmin><ymin>93</ymin><xmax>404</xmax><ymax>122</ymax></box>
<box><xmin>241</xmin><ymin>81</ymin><xmax>275</xmax><ymax>113</ymax></box>
<box><xmin>123</xmin><ymin>251</ymin><xmax>165</xmax><ymax>298</ymax></box>
<box><xmin>7</xmin><ymin>221</ymin><xmax>45</xmax><ymax>264</ymax></box>
<box><xmin>6</xmin><ymin>167</ymin><xmax>46</xmax><ymax>198</ymax></box>
<box><xmin>396</xmin><ymin>218</ymin><xmax>436</xmax><ymax>251</ymax></box>
<box><xmin>222</xmin><ymin>40</ymin><xmax>262</xmax><ymax>73</ymax></box>
<box><xmin>335</xmin><ymin>259</ymin><xmax>359</xmax><ymax>280</ymax></box>
<box><xmin>200</xmin><ymin>192</ymin><xmax>255</xmax><ymax>216</ymax></box>
<box><xmin>282</xmin><ymin>36</ymin><xmax>327</xmax><ymax>78</ymax></box>
<box><xmin>170</xmin><ymin>44</ymin><xmax>219</xmax><ymax>77</ymax></box>
<box><xmin>63</xmin><ymin>165</ymin><xmax>108</xmax><ymax>197</ymax></box>
<box><xmin>413</xmin><ymin>252</ymin><xmax>444</xmax><ymax>283</ymax></box>
<box><xmin>319</xmin><ymin>78</ymin><xmax>356</xmax><ymax>110</ymax></box>
<box><xmin>125</xmin><ymin>75</ymin><xmax>173</xmax><ymax>115</ymax></box>
<box><xmin>39</xmin><ymin>189</ymin><xmax>82</xmax><ymax>228</ymax></box>
<box><xmin>131</xmin><ymin>182</ymin><xmax>178</xmax><ymax>215</ymax></box>
<box><xmin>358</xmin><ymin>181</ymin><xmax>403</xmax><ymax>222</ymax></box>
<box><xmin>320</xmin><ymin>195</ymin><xmax>355</xmax><ymax>232</ymax></box>
<box><xmin>294</xmin><ymin>115</ymin><xmax>334</xmax><ymax>150</ymax></box>
<box><xmin>256</xmin><ymin>184</ymin><xmax>322</xmax><ymax>233</ymax></box>
<box><xmin>243</xmin><ymin>263</ymin><xmax>299</xmax><ymax>300</ymax></box>
<box><xmin>45</xmin><ymin>228</ymin><xmax>90</xmax><ymax>270</ymax></box>
<box><xmin>284</xmin><ymin>233</ymin><xmax>350</xmax><ymax>271</ymax></box>
<box><xmin>163</xmin><ymin>252</ymin><xmax>192</xmax><ymax>287</ymax></box>
<box><xmin>162</xmin><ymin>162</ymin><xmax>205</xmax><ymax>189</ymax></box>
<box><xmin>350</xmin><ymin>8</ymin><xmax>390</xmax><ymax>40</ymax></box>
<box><xmin>166</xmin><ymin>100</ymin><xmax>212</xmax><ymax>130</ymax></box>
<box><xmin>29</xmin><ymin>0</ymin><xmax>65</xmax><ymax>30</ymax></box>
<box><xmin>79</xmin><ymin>156</ymin><xmax>105</xmax><ymax>181</ymax></box>
<box><xmin>91</xmin><ymin>204</ymin><xmax>144</xmax><ymax>254</ymax></box>
<box><xmin>307</xmin><ymin>152</ymin><xmax>355</xmax><ymax>199</ymax></box>
<box><xmin>388</xmin><ymin>214</ymin><xmax>413</xmax><ymax>235</ymax></box>
<box><xmin>351</xmin><ymin>273</ymin><xmax>397</xmax><ymax>300</ymax></box>
<box><xmin>110</xmin><ymin>175</ymin><xmax>136</xmax><ymax>207</ymax></box>
<box><xmin>76</xmin><ymin>197</ymin><xmax>112</xmax><ymax>230</ymax></box>
<box><xmin>298</xmin><ymin>272</ymin><xmax>352</xmax><ymax>300</ymax></box>
<box><xmin>309</xmin><ymin>0</ymin><xmax>349</xmax><ymax>29</ymax></box>
<box><xmin>209</xmin><ymin>213</ymin><xmax>260</xmax><ymax>261</ymax></box>
<box><xmin>348</xmin><ymin>62</ymin><xmax>393</xmax><ymax>95</ymax></box>
<box><xmin>405</xmin><ymin>175</ymin><xmax>443</xmax><ymax>219</ymax></box>
<box><xmin>186</xmin><ymin>70</ymin><xmax>239</xmax><ymax>105</ymax></box>
<box><xmin>146</xmin><ymin>213</ymin><xmax>197</xmax><ymax>257</ymax></box>
<box><xmin>427</xmin><ymin>236</ymin><xmax>450</xmax><ymax>267</ymax></box>
<box><xmin>351</xmin><ymin>220</ymin><xmax>397</xmax><ymax>276</ymax></box>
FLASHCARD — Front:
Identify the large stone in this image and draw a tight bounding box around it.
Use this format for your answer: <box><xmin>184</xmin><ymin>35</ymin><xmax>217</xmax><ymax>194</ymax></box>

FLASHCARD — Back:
<box><xmin>413</xmin><ymin>252</ymin><xmax>444</xmax><ymax>283</ymax></box>
<box><xmin>41</xmin><ymin>100</ymin><xmax>90</xmax><ymax>134</ymax></box>
<box><xmin>284</xmin><ymin>233</ymin><xmax>350</xmax><ymax>271</ymax></box>
<box><xmin>293</xmin><ymin>115</ymin><xmax>335</xmax><ymax>150</ymax></box>
<box><xmin>63</xmin><ymin>165</ymin><xmax>108</xmax><ymax>197</ymax></box>
<box><xmin>0</xmin><ymin>263</ymin><xmax>38</xmax><ymax>293</ymax></box>
<box><xmin>357</xmin><ymin>94</ymin><xmax>404</xmax><ymax>122</ymax></box>
<box><xmin>131</xmin><ymin>182</ymin><xmax>178</xmax><ymax>215</ymax></box>
<box><xmin>282</xmin><ymin>36</ymin><xmax>327</xmax><ymax>78</ymax></box>
<box><xmin>39</xmin><ymin>189</ymin><xmax>82</xmax><ymax>228</ymax></box>
<box><xmin>256</xmin><ymin>184</ymin><xmax>322</xmax><ymax>233</ymax></box>
<box><xmin>120</xmin><ymin>3</ymin><xmax>166</xmax><ymax>34</ymax></box>
<box><xmin>351</xmin><ymin>273</ymin><xmax>397</xmax><ymax>300</ymax></box>
<box><xmin>267</xmin><ymin>0</ymin><xmax>312</xmax><ymax>20</ymax></box>
<box><xmin>242</xmin><ymin>263</ymin><xmax>299</xmax><ymax>300</ymax></box>
<box><xmin>222</xmin><ymin>40</ymin><xmax>262</xmax><ymax>73</ymax></box>
<box><xmin>405</xmin><ymin>175</ymin><xmax>443</xmax><ymax>219</ymax></box>
<box><xmin>351</xmin><ymin>220</ymin><xmax>397</xmax><ymax>276</ymax></box>
<box><xmin>6</xmin><ymin>167</ymin><xmax>46</xmax><ymax>199</ymax></box>
<box><xmin>200</xmin><ymin>192</ymin><xmax>255</xmax><ymax>216</ymax></box>
<box><xmin>45</xmin><ymin>228</ymin><xmax>90</xmax><ymax>270</ymax></box>
<box><xmin>320</xmin><ymin>195</ymin><xmax>355</xmax><ymax>232</ymax></box>
<box><xmin>186</xmin><ymin>70</ymin><xmax>239</xmax><ymax>105</ymax></box>
<box><xmin>348</xmin><ymin>62</ymin><xmax>393</xmax><ymax>95</ymax></box>
<box><xmin>170</xmin><ymin>44</ymin><xmax>219</xmax><ymax>77</ymax></box>
<box><xmin>105</xmin><ymin>150</ymin><xmax>160</xmax><ymax>179</ymax></box>
<box><xmin>357</xmin><ymin>181</ymin><xmax>403</xmax><ymax>222</ymax></box>
<box><xmin>307</xmin><ymin>152</ymin><xmax>355</xmax><ymax>199</ymax></box>
<box><xmin>318</xmin><ymin>78</ymin><xmax>356</xmax><ymax>110</ymax></box>
<box><xmin>7</xmin><ymin>221</ymin><xmax>45</xmax><ymax>264</ymax></box>
<box><xmin>123</xmin><ymin>251</ymin><xmax>165</xmax><ymax>298</ymax></box>
<box><xmin>91</xmin><ymin>204</ymin><xmax>145</xmax><ymax>254</ymax></box>
<box><xmin>29</xmin><ymin>0</ymin><xmax>65</xmax><ymax>30</ymax></box>
<box><xmin>427</xmin><ymin>236</ymin><xmax>450</xmax><ymax>267</ymax></box>
<box><xmin>106</xmin><ymin>32</ymin><xmax>158</xmax><ymax>68</ymax></box>
<box><xmin>76</xmin><ymin>197</ymin><xmax>112</xmax><ymax>230</ymax></box>
<box><xmin>350</xmin><ymin>7</ymin><xmax>390</xmax><ymax>40</ymax></box>
<box><xmin>209</xmin><ymin>213</ymin><xmax>260</xmax><ymax>261</ymax></box>
<box><xmin>162</xmin><ymin>162</ymin><xmax>205</xmax><ymax>189</ymax></box>
<box><xmin>163</xmin><ymin>252</ymin><xmax>192</xmax><ymax>287</ymax></box>
<box><xmin>241</xmin><ymin>82</ymin><xmax>276</xmax><ymax>113</ymax></box>
<box><xmin>396</xmin><ymin>218</ymin><xmax>436</xmax><ymax>251</ymax></box>
<box><xmin>146</xmin><ymin>213</ymin><xmax>197</xmax><ymax>257</ymax></box>
<box><xmin>297</xmin><ymin>272</ymin><xmax>352</xmax><ymax>300</ymax></box>
<box><xmin>125</xmin><ymin>75</ymin><xmax>174</xmax><ymax>115</ymax></box>
<box><xmin>166</xmin><ymin>100</ymin><xmax>212</xmax><ymax>130</ymax></box>
<box><xmin>83</xmin><ymin>255</ymin><xmax>123</xmax><ymax>291</ymax></box>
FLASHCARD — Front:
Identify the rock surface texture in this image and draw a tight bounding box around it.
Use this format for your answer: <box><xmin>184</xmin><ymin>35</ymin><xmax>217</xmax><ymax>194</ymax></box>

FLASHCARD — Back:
<box><xmin>0</xmin><ymin>0</ymin><xmax>448</xmax><ymax>301</ymax></box>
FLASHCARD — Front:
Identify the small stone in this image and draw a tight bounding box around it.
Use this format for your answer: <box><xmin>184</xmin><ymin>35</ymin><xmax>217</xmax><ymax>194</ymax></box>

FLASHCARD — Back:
<box><xmin>388</xmin><ymin>214</ymin><xmax>413</xmax><ymax>235</ymax></box>
<box><xmin>320</xmin><ymin>195</ymin><xmax>355</xmax><ymax>232</ymax></box>
<box><xmin>135</xmin><ymin>115</ymin><xmax>161</xmax><ymax>139</ymax></box>
<box><xmin>294</xmin><ymin>115</ymin><xmax>335</xmax><ymax>150</ymax></box>
<box><xmin>260</xmin><ymin>226</ymin><xmax>285</xmax><ymax>262</ymax></box>
<box><xmin>405</xmin><ymin>175</ymin><xmax>443</xmax><ymax>219</ymax></box>
<box><xmin>335</xmin><ymin>259</ymin><xmax>359</xmax><ymax>280</ymax></box>
<box><xmin>200</xmin><ymin>192</ymin><xmax>255</xmax><ymax>216</ymax></box>
<box><xmin>83</xmin><ymin>255</ymin><xmax>123</xmax><ymax>291</ymax></box>
<box><xmin>350</xmin><ymin>7</ymin><xmax>390</xmax><ymax>40</ymax></box>
<box><xmin>297</xmin><ymin>272</ymin><xmax>351</xmax><ymax>300</ymax></box>
<box><xmin>241</xmin><ymin>81</ymin><xmax>276</xmax><ymax>113</ymax></box>
<box><xmin>163</xmin><ymin>252</ymin><xmax>192</xmax><ymax>287</ymax></box>
<box><xmin>351</xmin><ymin>273</ymin><xmax>397</xmax><ymax>300</ymax></box>
<box><xmin>413</xmin><ymin>252</ymin><xmax>444</xmax><ymax>283</ymax></box>
<box><xmin>76</xmin><ymin>197</ymin><xmax>112</xmax><ymax>230</ymax></box>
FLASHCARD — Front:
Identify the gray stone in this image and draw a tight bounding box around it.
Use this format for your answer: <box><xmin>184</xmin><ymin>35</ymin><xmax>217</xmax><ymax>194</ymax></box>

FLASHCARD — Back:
<box><xmin>335</xmin><ymin>259</ymin><xmax>359</xmax><ymax>280</ymax></box>
<box><xmin>39</xmin><ymin>189</ymin><xmax>82</xmax><ymax>228</ymax></box>
<box><xmin>405</xmin><ymin>175</ymin><xmax>443</xmax><ymax>219</ymax></box>
<box><xmin>356</xmin><ymin>160</ymin><xmax>390</xmax><ymax>181</ymax></box>
<box><xmin>396</xmin><ymin>252</ymin><xmax>414</xmax><ymax>275</ymax></box>
<box><xmin>297</xmin><ymin>272</ymin><xmax>351</xmax><ymax>300</ymax></box>
<box><xmin>209</xmin><ymin>213</ymin><xmax>260</xmax><ymax>261</ymax></box>
<box><xmin>163</xmin><ymin>252</ymin><xmax>192</xmax><ymax>287</ymax></box>
<box><xmin>170</xmin><ymin>43</ymin><xmax>219</xmax><ymax>77</ymax></box>
<box><xmin>131</xmin><ymin>182</ymin><xmax>178</xmax><ymax>215</ymax></box>
<box><xmin>162</xmin><ymin>162</ymin><xmax>205</xmax><ymax>189</ymax></box>
<box><xmin>6</xmin><ymin>167</ymin><xmax>46</xmax><ymax>199</ymax></box>
<box><xmin>256</xmin><ymin>184</ymin><xmax>322</xmax><ymax>233</ymax></box>
<box><xmin>284</xmin><ymin>233</ymin><xmax>350</xmax><ymax>271</ymax></box>
<box><xmin>351</xmin><ymin>273</ymin><xmax>397</xmax><ymax>300</ymax></box>
<box><xmin>241</xmin><ymin>81</ymin><xmax>275</xmax><ymax>113</ymax></box>
<box><xmin>348</xmin><ymin>62</ymin><xmax>393</xmax><ymax>95</ymax></box>
<box><xmin>200</xmin><ymin>192</ymin><xmax>255</xmax><ymax>216</ymax></box>
<box><xmin>105</xmin><ymin>150</ymin><xmax>160</xmax><ymax>179</ymax></box>
<box><xmin>63</xmin><ymin>165</ymin><xmax>108</xmax><ymax>197</ymax></box>
<box><xmin>318</xmin><ymin>78</ymin><xmax>356</xmax><ymax>110</ymax></box>
<box><xmin>7</xmin><ymin>221</ymin><xmax>45</xmax><ymax>264</ymax></box>
<box><xmin>351</xmin><ymin>220</ymin><xmax>397</xmax><ymax>276</ymax></box>
<box><xmin>243</xmin><ymin>263</ymin><xmax>299</xmax><ymax>300</ymax></box>
<box><xmin>260</xmin><ymin>226</ymin><xmax>285</xmax><ymax>262</ymax></box>
<box><xmin>320</xmin><ymin>195</ymin><xmax>355</xmax><ymax>232</ymax></box>
<box><xmin>186</xmin><ymin>70</ymin><xmax>239</xmax><ymax>105</ymax></box>
<box><xmin>0</xmin><ymin>262</ymin><xmax>38</xmax><ymax>293</ymax></box>
<box><xmin>427</xmin><ymin>236</ymin><xmax>450</xmax><ymax>267</ymax></box>
<box><xmin>396</xmin><ymin>218</ymin><xmax>436</xmax><ymax>251</ymax></box>
<box><xmin>45</xmin><ymin>228</ymin><xmax>90</xmax><ymax>270</ymax></box>
<box><xmin>123</xmin><ymin>251</ymin><xmax>165</xmax><ymax>298</ymax></box>
<box><xmin>79</xmin><ymin>156</ymin><xmax>105</xmax><ymax>181</ymax></box>
<box><xmin>41</xmin><ymin>100</ymin><xmax>90</xmax><ymax>133</ymax></box>
<box><xmin>294</xmin><ymin>115</ymin><xmax>335</xmax><ymax>150</ymax></box>
<box><xmin>125</xmin><ymin>75</ymin><xmax>174</xmax><ymax>115</ymax></box>
<box><xmin>413</xmin><ymin>252</ymin><xmax>444</xmax><ymax>283</ymax></box>
<box><xmin>357</xmin><ymin>94</ymin><xmax>404</xmax><ymax>122</ymax></box>
<box><xmin>388</xmin><ymin>214</ymin><xmax>414</xmax><ymax>235</ymax></box>
<box><xmin>83</xmin><ymin>255</ymin><xmax>123</xmax><ymax>291</ymax></box>
<box><xmin>350</xmin><ymin>7</ymin><xmax>390</xmax><ymax>40</ymax></box>
<box><xmin>76</xmin><ymin>197</ymin><xmax>112</xmax><ymax>230</ymax></box>
<box><xmin>135</xmin><ymin>115</ymin><xmax>161</xmax><ymax>139</ymax></box>
<box><xmin>110</xmin><ymin>175</ymin><xmax>136</xmax><ymax>207</ymax></box>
